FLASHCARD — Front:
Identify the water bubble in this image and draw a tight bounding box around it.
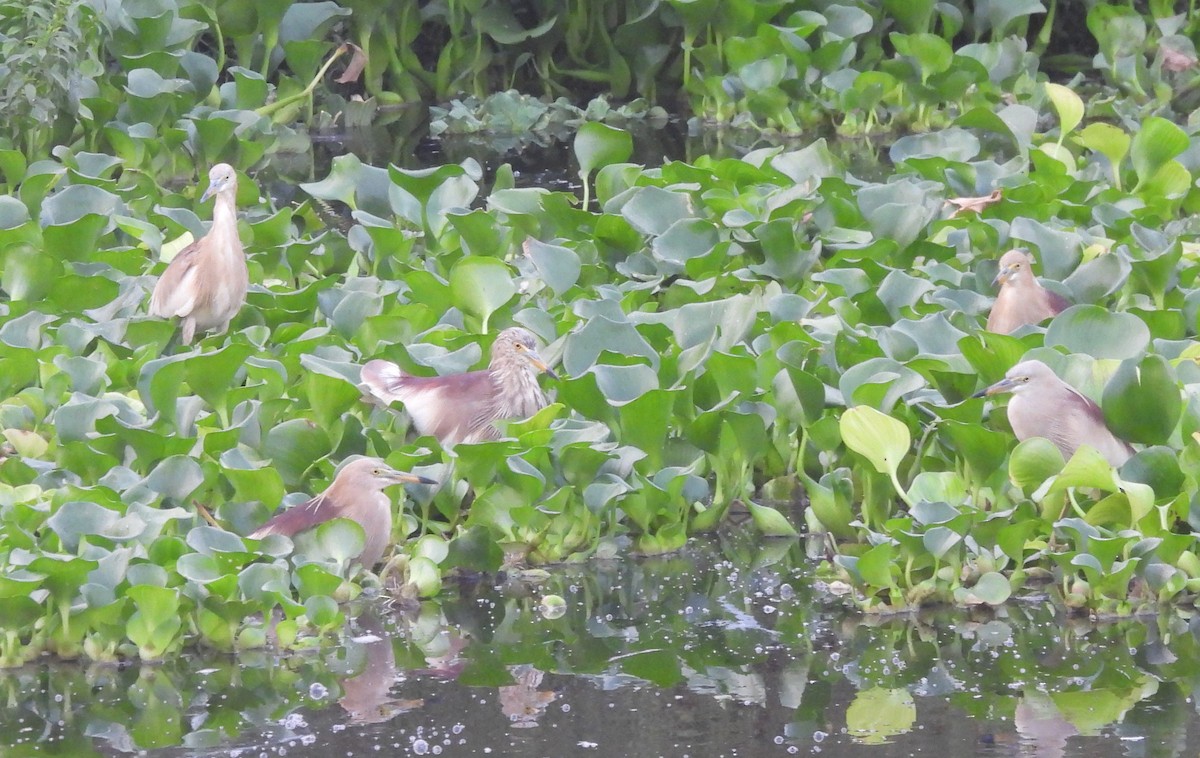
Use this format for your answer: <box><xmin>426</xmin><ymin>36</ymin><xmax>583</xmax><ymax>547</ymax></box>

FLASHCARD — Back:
<box><xmin>308</xmin><ymin>683</ymin><xmax>328</xmax><ymax>699</ymax></box>
<box><xmin>813</xmin><ymin>731</ymin><xmax>826</xmax><ymax>743</ymax></box>
<box><xmin>412</xmin><ymin>739</ymin><xmax>429</xmax><ymax>755</ymax></box>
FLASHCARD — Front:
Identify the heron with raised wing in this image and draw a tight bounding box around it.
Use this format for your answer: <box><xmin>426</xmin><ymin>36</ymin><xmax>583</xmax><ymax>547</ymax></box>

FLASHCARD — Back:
<box><xmin>986</xmin><ymin>250</ymin><xmax>1071</xmax><ymax>334</ymax></box>
<box><xmin>975</xmin><ymin>360</ymin><xmax>1133</xmax><ymax>467</ymax></box>
<box><xmin>249</xmin><ymin>457</ymin><xmax>436</xmax><ymax>568</ymax></box>
<box><xmin>361</xmin><ymin>327</ymin><xmax>559</xmax><ymax>446</ymax></box>
<box><xmin>149</xmin><ymin>163</ymin><xmax>248</xmax><ymax>344</ymax></box>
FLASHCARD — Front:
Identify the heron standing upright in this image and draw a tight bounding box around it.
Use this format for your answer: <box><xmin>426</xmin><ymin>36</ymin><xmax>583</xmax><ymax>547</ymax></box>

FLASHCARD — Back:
<box><xmin>986</xmin><ymin>249</ymin><xmax>1071</xmax><ymax>334</ymax></box>
<box><xmin>360</xmin><ymin>327</ymin><xmax>559</xmax><ymax>446</ymax></box>
<box><xmin>976</xmin><ymin>359</ymin><xmax>1134</xmax><ymax>466</ymax></box>
<box><xmin>149</xmin><ymin>163</ymin><xmax>249</xmax><ymax>344</ymax></box>
<box><xmin>249</xmin><ymin>457</ymin><xmax>435</xmax><ymax>568</ymax></box>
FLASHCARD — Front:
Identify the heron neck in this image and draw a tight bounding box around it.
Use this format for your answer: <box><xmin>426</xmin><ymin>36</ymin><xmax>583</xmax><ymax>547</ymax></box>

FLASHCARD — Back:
<box><xmin>210</xmin><ymin>191</ymin><xmax>243</xmax><ymax>258</ymax></box>
<box><xmin>491</xmin><ymin>363</ymin><xmax>545</xmax><ymax>417</ymax></box>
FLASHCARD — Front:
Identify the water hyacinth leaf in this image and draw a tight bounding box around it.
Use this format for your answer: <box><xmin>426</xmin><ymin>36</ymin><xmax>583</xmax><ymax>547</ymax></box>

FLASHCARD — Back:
<box><xmin>526</xmin><ymin>239</ymin><xmax>581</xmax><ymax>295</ymax></box>
<box><xmin>406</xmin><ymin>556</ymin><xmax>442</xmax><ymax>597</ymax></box>
<box><xmin>1119</xmin><ymin>446</ymin><xmax>1183</xmax><ymax>499</ymax></box>
<box><xmin>145</xmin><ymin>455</ymin><xmax>204</xmax><ymax>501</ymax></box>
<box><xmin>46</xmin><ymin>501</ymin><xmax>119</xmax><ymax>551</ymax></box>
<box><xmin>1044</xmin><ymin>305</ymin><xmax>1150</xmax><ymax>360</ymax></box>
<box><xmin>1130</xmin><ymin>117</ymin><xmax>1188</xmax><ymax>191</ymax></box>
<box><xmin>293</xmin><ymin>563</ymin><xmax>341</xmax><ymax>600</ymax></box>
<box><xmin>620</xmin><ymin>186</ymin><xmax>693</xmax><ymax>236</ymax></box>
<box><xmin>188</xmin><ymin>525</ymin><xmax>249</xmax><ymax>556</ymax></box>
<box><xmin>1047</xmin><ymin>446</ymin><xmax>1120</xmax><ymax>495</ymax></box>
<box><xmin>940</xmin><ymin>420</ymin><xmax>1009</xmax><ymax>480</ymax></box>
<box><xmin>957</xmin><ymin>571</ymin><xmax>1012</xmax><ymax>606</ymax></box>
<box><xmin>448</xmin><ymin>257</ymin><xmax>515</xmax><ymax>332</ymax></box>
<box><xmin>303</xmin><ymin>595</ymin><xmax>342</xmax><ymax>630</ymax></box>
<box><xmin>1076</xmin><ymin>123</ymin><xmax>1130</xmax><ymax>188</ymax></box>
<box><xmin>590</xmin><ymin>363</ymin><xmax>659</xmax><ymax>405</ymax></box>
<box><xmin>300</xmin><ymin>153</ymin><xmax>391</xmax><ymax>217</ymax></box>
<box><xmin>1008</xmin><ymin>438</ymin><xmax>1065</xmax><ymax>492</ymax></box>
<box><xmin>312</xmin><ymin>518</ymin><xmax>366</xmax><ymax>567</ymax></box>
<box><xmin>1101</xmin><ymin>354</ymin><xmax>1181</xmax><ymax>445</ymax></box>
<box><xmin>891</xmin><ymin>33</ymin><xmax>953</xmax><ymax>81</ymax></box>
<box><xmin>746</xmin><ymin>502</ymin><xmax>799</xmax><ymax>537</ymax></box>
<box><xmin>175</xmin><ymin>553</ymin><xmax>222</xmax><ymax>584</ymax></box>
<box><xmin>575</xmin><ymin>123</ymin><xmax>633</xmax><ymax>183</ymax></box>
<box><xmin>840</xmin><ymin>406</ymin><xmax>910</xmax><ymax>478</ymax></box>
<box><xmin>125</xmin><ymin>584</ymin><xmax>183</xmax><ymax>660</ymax></box>
<box><xmin>650</xmin><ymin>218</ymin><xmax>719</xmax><ymax>269</ymax></box>
<box><xmin>922</xmin><ymin>526</ymin><xmax>961</xmax><ymax>559</ymax></box>
<box><xmin>263</xmin><ymin>419</ymin><xmax>331</xmax><ymax>487</ymax></box>
<box><xmin>1044</xmin><ymin>83</ymin><xmax>1083</xmax><ymax>141</ymax></box>
<box><xmin>983</xmin><ymin>0</ymin><xmax>1045</xmax><ymax>36</ymax></box>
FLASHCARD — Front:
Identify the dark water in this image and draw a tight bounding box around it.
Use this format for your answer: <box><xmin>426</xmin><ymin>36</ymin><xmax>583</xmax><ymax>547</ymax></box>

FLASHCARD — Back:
<box><xmin>6</xmin><ymin>529</ymin><xmax>1200</xmax><ymax>756</ymax></box>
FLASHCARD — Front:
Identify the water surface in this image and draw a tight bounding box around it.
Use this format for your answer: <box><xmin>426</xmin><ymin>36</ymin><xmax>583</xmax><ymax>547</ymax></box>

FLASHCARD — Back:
<box><xmin>6</xmin><ymin>530</ymin><xmax>1199</xmax><ymax>756</ymax></box>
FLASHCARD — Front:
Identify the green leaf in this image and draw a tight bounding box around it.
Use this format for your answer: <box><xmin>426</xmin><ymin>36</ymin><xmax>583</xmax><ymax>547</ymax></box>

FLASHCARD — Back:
<box><xmin>448</xmin><ymin>257</ymin><xmax>516</xmax><ymax>332</ymax></box>
<box><xmin>1101</xmin><ymin>354</ymin><xmax>1180</xmax><ymax>446</ymax></box>
<box><xmin>1044</xmin><ymin>305</ymin><xmax>1150</xmax><ymax>360</ymax></box>
<box><xmin>957</xmin><ymin>571</ymin><xmax>1012</xmax><ymax>606</ymax></box>
<box><xmin>1044</xmin><ymin>83</ymin><xmax>1083</xmax><ymax>140</ymax></box>
<box><xmin>746</xmin><ymin>502</ymin><xmax>799</xmax><ymax>537</ymax></box>
<box><xmin>1008</xmin><ymin>438</ymin><xmax>1065</xmax><ymax>492</ymax></box>
<box><xmin>1076</xmin><ymin>123</ymin><xmax>1130</xmax><ymax>188</ymax></box>
<box><xmin>1130</xmin><ymin>116</ymin><xmax>1188</xmax><ymax>191</ymax></box>
<box><xmin>574</xmin><ymin>123</ymin><xmax>633</xmax><ymax>181</ymax></box>
<box><xmin>840</xmin><ymin>406</ymin><xmax>911</xmax><ymax>479</ymax></box>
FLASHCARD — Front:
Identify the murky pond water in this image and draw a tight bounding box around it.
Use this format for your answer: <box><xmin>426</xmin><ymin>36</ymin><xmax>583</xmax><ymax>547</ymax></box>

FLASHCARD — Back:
<box><xmin>6</xmin><ymin>528</ymin><xmax>1200</xmax><ymax>756</ymax></box>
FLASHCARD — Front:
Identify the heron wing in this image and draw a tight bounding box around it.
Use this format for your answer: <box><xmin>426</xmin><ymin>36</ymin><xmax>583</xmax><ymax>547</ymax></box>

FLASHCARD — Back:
<box><xmin>149</xmin><ymin>240</ymin><xmax>203</xmax><ymax>318</ymax></box>
<box><xmin>1056</xmin><ymin>387</ymin><xmax>1133</xmax><ymax>464</ymax></box>
<box><xmin>1044</xmin><ymin>288</ymin><xmax>1072</xmax><ymax>316</ymax></box>
<box><xmin>248</xmin><ymin>492</ymin><xmax>332</xmax><ymax>539</ymax></box>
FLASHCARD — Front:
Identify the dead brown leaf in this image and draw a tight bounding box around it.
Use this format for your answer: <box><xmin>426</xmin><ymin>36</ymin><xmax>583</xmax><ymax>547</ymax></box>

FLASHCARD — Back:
<box><xmin>946</xmin><ymin>188</ymin><xmax>1002</xmax><ymax>218</ymax></box>
<box><xmin>335</xmin><ymin>43</ymin><xmax>368</xmax><ymax>84</ymax></box>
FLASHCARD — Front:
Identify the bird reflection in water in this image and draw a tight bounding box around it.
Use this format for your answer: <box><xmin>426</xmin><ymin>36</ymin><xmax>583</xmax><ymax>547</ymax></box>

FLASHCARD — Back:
<box><xmin>336</xmin><ymin>626</ymin><xmax>423</xmax><ymax>725</ymax></box>
<box><xmin>336</xmin><ymin>623</ymin><xmax>424</xmax><ymax>725</ymax></box>
<box><xmin>498</xmin><ymin>665</ymin><xmax>557</xmax><ymax>728</ymax></box>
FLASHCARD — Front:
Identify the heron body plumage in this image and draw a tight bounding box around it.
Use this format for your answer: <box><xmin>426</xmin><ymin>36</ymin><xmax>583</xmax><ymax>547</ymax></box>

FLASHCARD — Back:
<box><xmin>986</xmin><ymin>250</ymin><xmax>1070</xmax><ymax>334</ymax></box>
<box><xmin>248</xmin><ymin>457</ymin><xmax>434</xmax><ymax>568</ymax></box>
<box><xmin>361</xmin><ymin>327</ymin><xmax>557</xmax><ymax>446</ymax></box>
<box><xmin>979</xmin><ymin>360</ymin><xmax>1133</xmax><ymax>467</ymax></box>
<box><xmin>149</xmin><ymin>164</ymin><xmax>248</xmax><ymax>344</ymax></box>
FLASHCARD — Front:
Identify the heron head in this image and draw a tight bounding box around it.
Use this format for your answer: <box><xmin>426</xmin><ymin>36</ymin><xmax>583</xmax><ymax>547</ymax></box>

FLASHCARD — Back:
<box><xmin>200</xmin><ymin>163</ymin><xmax>238</xmax><ymax>203</ymax></box>
<box><xmin>974</xmin><ymin>359</ymin><xmax>1054</xmax><ymax>398</ymax></box>
<box><xmin>493</xmin><ymin>327</ymin><xmax>560</xmax><ymax>381</ymax></box>
<box><xmin>338</xmin><ymin>457</ymin><xmax>437</xmax><ymax>492</ymax></box>
<box><xmin>993</xmin><ymin>249</ymin><xmax>1034</xmax><ymax>287</ymax></box>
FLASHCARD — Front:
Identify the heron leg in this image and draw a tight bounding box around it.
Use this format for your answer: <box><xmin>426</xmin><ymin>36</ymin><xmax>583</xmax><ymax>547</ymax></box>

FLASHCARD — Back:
<box><xmin>180</xmin><ymin>317</ymin><xmax>196</xmax><ymax>345</ymax></box>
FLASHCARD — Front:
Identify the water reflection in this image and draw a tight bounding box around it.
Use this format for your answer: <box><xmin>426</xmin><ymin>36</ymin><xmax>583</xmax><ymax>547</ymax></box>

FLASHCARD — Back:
<box><xmin>3</xmin><ymin>531</ymin><xmax>1200</xmax><ymax>755</ymax></box>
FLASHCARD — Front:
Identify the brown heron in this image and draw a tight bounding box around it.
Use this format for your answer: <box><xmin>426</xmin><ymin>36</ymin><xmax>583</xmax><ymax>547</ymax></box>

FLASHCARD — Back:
<box><xmin>360</xmin><ymin>327</ymin><xmax>559</xmax><ymax>446</ymax></box>
<box><xmin>976</xmin><ymin>359</ymin><xmax>1133</xmax><ymax>466</ymax></box>
<box><xmin>149</xmin><ymin>163</ymin><xmax>249</xmax><ymax>344</ymax></box>
<box><xmin>248</xmin><ymin>457</ymin><xmax>436</xmax><ymax>568</ymax></box>
<box><xmin>986</xmin><ymin>249</ymin><xmax>1070</xmax><ymax>334</ymax></box>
